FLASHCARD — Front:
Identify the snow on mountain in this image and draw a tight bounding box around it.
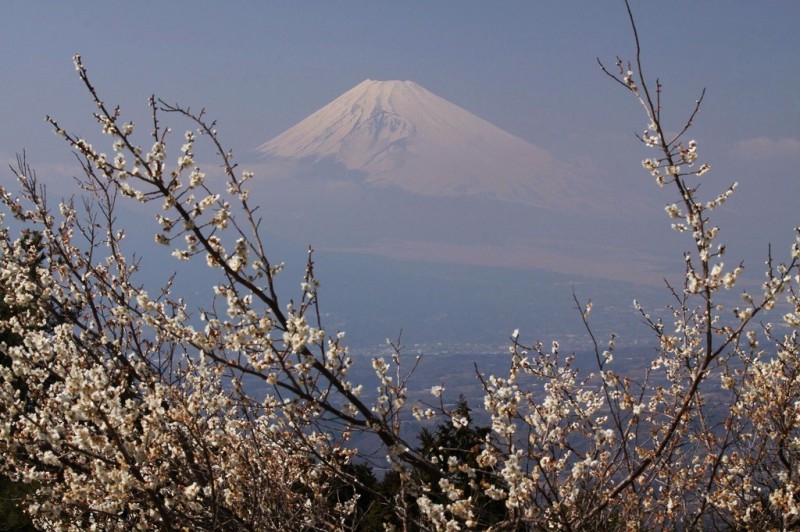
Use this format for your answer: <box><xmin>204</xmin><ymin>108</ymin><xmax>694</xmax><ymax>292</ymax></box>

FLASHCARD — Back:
<box><xmin>257</xmin><ymin>79</ymin><xmax>601</xmax><ymax>208</ymax></box>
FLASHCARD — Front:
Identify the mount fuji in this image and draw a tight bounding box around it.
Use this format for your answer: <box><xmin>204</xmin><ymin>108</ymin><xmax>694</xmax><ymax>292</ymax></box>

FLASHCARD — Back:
<box><xmin>245</xmin><ymin>79</ymin><xmax>671</xmax><ymax>292</ymax></box>
<box><xmin>257</xmin><ymin>79</ymin><xmax>603</xmax><ymax>209</ymax></box>
<box><xmin>243</xmin><ymin>80</ymin><xmax>674</xmax><ymax>345</ymax></box>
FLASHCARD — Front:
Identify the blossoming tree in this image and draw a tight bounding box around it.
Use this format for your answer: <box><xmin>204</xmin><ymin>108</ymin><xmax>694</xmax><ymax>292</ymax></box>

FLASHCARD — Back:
<box><xmin>1</xmin><ymin>2</ymin><xmax>800</xmax><ymax>529</ymax></box>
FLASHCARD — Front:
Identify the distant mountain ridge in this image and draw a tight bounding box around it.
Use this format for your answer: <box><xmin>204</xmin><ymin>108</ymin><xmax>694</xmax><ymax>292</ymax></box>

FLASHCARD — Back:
<box><xmin>258</xmin><ymin>79</ymin><xmax>603</xmax><ymax>209</ymax></box>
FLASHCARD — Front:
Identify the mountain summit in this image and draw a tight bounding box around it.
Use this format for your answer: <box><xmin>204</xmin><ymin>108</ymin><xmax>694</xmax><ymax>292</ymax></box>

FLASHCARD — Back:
<box><xmin>258</xmin><ymin>79</ymin><xmax>597</xmax><ymax>207</ymax></box>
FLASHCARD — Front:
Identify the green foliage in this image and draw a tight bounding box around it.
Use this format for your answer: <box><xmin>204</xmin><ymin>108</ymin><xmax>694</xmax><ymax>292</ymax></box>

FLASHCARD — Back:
<box><xmin>339</xmin><ymin>397</ymin><xmax>508</xmax><ymax>530</ymax></box>
<box><xmin>417</xmin><ymin>396</ymin><xmax>507</xmax><ymax>528</ymax></box>
<box><xmin>0</xmin><ymin>475</ymin><xmax>35</xmax><ymax>532</ymax></box>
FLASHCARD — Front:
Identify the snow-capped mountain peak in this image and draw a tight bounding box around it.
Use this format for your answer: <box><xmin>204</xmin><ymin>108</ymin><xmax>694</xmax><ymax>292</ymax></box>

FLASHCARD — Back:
<box><xmin>258</xmin><ymin>79</ymin><xmax>598</xmax><ymax>207</ymax></box>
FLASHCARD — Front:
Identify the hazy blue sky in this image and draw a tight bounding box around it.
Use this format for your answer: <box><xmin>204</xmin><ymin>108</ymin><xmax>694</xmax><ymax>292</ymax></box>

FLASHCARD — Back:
<box><xmin>1</xmin><ymin>2</ymin><xmax>797</xmax><ymax>228</ymax></box>
<box><xmin>3</xmin><ymin>2</ymin><xmax>796</xmax><ymax>258</ymax></box>
<box><xmin>2</xmin><ymin>2</ymin><xmax>797</xmax><ymax>163</ymax></box>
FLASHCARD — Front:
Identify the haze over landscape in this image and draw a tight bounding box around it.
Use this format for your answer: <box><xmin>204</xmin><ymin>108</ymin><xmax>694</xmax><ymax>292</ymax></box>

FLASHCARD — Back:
<box><xmin>1</xmin><ymin>2</ymin><xmax>798</xmax><ymax>351</ymax></box>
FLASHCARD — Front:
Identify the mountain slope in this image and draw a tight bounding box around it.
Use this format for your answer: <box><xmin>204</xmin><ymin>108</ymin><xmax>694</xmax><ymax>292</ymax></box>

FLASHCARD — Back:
<box><xmin>258</xmin><ymin>79</ymin><xmax>602</xmax><ymax>208</ymax></box>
